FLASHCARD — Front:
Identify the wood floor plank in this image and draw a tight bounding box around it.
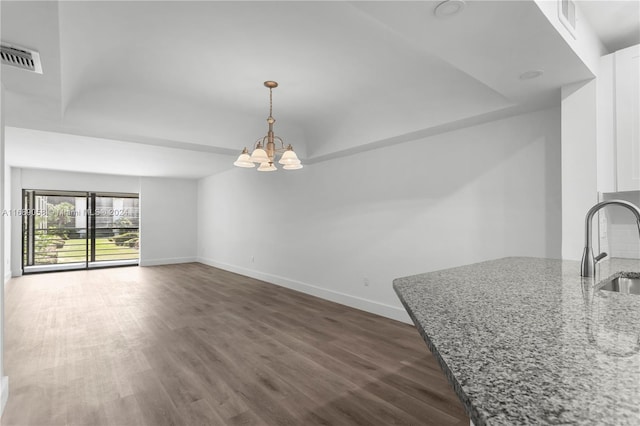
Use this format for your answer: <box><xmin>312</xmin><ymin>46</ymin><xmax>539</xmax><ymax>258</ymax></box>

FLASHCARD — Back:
<box><xmin>2</xmin><ymin>263</ymin><xmax>468</xmax><ymax>425</ymax></box>
<box><xmin>130</xmin><ymin>370</ymin><xmax>184</xmax><ymax>426</ymax></box>
<box><xmin>103</xmin><ymin>395</ymin><xmax>146</xmax><ymax>426</ymax></box>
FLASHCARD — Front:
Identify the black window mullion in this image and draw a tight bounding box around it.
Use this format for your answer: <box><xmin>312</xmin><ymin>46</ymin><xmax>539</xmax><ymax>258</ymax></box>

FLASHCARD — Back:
<box><xmin>29</xmin><ymin>191</ymin><xmax>35</xmax><ymax>266</ymax></box>
<box><xmin>90</xmin><ymin>193</ymin><xmax>96</xmax><ymax>263</ymax></box>
<box><xmin>22</xmin><ymin>190</ymin><xmax>36</xmax><ymax>268</ymax></box>
<box><xmin>85</xmin><ymin>193</ymin><xmax>89</xmax><ymax>268</ymax></box>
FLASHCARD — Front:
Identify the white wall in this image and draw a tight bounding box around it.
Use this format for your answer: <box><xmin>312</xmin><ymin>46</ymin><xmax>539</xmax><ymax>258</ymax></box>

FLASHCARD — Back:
<box><xmin>19</xmin><ymin>168</ymin><xmax>140</xmax><ymax>193</ymax></box>
<box><xmin>561</xmin><ymin>80</ymin><xmax>599</xmax><ymax>260</ymax></box>
<box><xmin>9</xmin><ymin>169</ymin><xmax>198</xmax><ymax>274</ymax></box>
<box><xmin>9</xmin><ymin>168</ymin><xmax>20</xmax><ymax>279</ymax></box>
<box><xmin>198</xmin><ymin>107</ymin><xmax>562</xmax><ymax>322</ymax></box>
<box><xmin>596</xmin><ymin>53</ymin><xmax>616</xmax><ymax>193</ymax></box>
<box><xmin>3</xmin><ymin>167</ymin><xmax>10</xmax><ymax>283</ymax></box>
<box><xmin>139</xmin><ymin>177</ymin><xmax>197</xmax><ymax>266</ymax></box>
<box><xmin>600</xmin><ymin>191</ymin><xmax>640</xmax><ymax>259</ymax></box>
<box><xmin>1</xmin><ymin>80</ymin><xmax>8</xmax><ymax>416</ymax></box>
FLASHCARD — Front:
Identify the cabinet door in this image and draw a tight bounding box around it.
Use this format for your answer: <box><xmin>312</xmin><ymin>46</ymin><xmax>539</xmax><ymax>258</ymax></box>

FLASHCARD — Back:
<box><xmin>615</xmin><ymin>44</ymin><xmax>640</xmax><ymax>191</ymax></box>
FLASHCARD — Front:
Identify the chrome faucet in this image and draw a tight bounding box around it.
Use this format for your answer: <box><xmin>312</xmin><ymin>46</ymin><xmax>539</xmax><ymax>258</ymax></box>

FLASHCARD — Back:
<box><xmin>581</xmin><ymin>200</ymin><xmax>640</xmax><ymax>277</ymax></box>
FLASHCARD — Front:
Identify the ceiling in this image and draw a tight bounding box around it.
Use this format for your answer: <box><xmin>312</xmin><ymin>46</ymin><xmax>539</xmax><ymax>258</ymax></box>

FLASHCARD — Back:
<box><xmin>580</xmin><ymin>0</ymin><xmax>640</xmax><ymax>53</ymax></box>
<box><xmin>0</xmin><ymin>0</ymin><xmax>637</xmax><ymax>178</ymax></box>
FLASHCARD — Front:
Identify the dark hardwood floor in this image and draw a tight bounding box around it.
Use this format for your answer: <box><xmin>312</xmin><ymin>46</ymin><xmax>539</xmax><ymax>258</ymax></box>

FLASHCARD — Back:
<box><xmin>1</xmin><ymin>263</ymin><xmax>468</xmax><ymax>425</ymax></box>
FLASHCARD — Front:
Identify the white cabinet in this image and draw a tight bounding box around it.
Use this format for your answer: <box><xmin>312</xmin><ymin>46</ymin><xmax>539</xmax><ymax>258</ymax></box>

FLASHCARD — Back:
<box><xmin>615</xmin><ymin>45</ymin><xmax>640</xmax><ymax>191</ymax></box>
<box><xmin>597</xmin><ymin>44</ymin><xmax>640</xmax><ymax>192</ymax></box>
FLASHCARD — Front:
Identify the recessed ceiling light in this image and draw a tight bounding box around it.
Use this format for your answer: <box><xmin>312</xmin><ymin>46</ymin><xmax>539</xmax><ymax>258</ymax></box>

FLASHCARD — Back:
<box><xmin>434</xmin><ymin>0</ymin><xmax>466</xmax><ymax>18</ymax></box>
<box><xmin>519</xmin><ymin>70</ymin><xmax>544</xmax><ymax>80</ymax></box>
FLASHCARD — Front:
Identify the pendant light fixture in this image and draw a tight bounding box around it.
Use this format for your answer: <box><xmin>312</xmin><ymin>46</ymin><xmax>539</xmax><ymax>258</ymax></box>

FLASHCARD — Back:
<box><xmin>233</xmin><ymin>81</ymin><xmax>302</xmax><ymax>171</ymax></box>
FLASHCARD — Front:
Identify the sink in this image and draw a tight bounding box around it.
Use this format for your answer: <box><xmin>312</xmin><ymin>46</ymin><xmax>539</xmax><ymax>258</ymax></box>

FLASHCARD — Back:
<box><xmin>599</xmin><ymin>275</ymin><xmax>640</xmax><ymax>295</ymax></box>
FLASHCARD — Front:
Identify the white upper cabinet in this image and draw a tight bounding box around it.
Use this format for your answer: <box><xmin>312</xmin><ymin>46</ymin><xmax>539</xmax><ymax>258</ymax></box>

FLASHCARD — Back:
<box><xmin>598</xmin><ymin>44</ymin><xmax>640</xmax><ymax>192</ymax></box>
<box><xmin>615</xmin><ymin>45</ymin><xmax>640</xmax><ymax>191</ymax></box>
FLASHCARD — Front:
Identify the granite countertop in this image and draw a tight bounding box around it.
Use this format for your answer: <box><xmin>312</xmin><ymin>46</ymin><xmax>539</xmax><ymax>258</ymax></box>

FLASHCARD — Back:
<box><xmin>393</xmin><ymin>257</ymin><xmax>640</xmax><ymax>426</ymax></box>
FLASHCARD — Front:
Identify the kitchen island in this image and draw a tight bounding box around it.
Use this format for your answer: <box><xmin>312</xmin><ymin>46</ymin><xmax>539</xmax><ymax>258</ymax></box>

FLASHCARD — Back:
<box><xmin>393</xmin><ymin>257</ymin><xmax>640</xmax><ymax>426</ymax></box>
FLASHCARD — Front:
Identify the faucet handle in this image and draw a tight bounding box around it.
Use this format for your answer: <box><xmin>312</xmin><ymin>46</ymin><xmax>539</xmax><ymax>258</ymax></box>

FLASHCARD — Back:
<box><xmin>595</xmin><ymin>252</ymin><xmax>608</xmax><ymax>262</ymax></box>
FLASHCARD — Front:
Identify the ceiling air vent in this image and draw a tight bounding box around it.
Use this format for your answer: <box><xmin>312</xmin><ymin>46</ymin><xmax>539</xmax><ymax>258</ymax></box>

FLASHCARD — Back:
<box><xmin>558</xmin><ymin>0</ymin><xmax>577</xmax><ymax>39</ymax></box>
<box><xmin>0</xmin><ymin>43</ymin><xmax>43</xmax><ymax>74</ymax></box>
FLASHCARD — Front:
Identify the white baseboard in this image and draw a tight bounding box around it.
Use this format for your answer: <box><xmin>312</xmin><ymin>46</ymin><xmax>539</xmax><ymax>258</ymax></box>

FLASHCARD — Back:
<box><xmin>4</xmin><ymin>270</ymin><xmax>10</xmax><ymax>284</ymax></box>
<box><xmin>139</xmin><ymin>257</ymin><xmax>197</xmax><ymax>267</ymax></box>
<box><xmin>197</xmin><ymin>257</ymin><xmax>412</xmax><ymax>324</ymax></box>
<box><xmin>1</xmin><ymin>376</ymin><xmax>8</xmax><ymax>417</ymax></box>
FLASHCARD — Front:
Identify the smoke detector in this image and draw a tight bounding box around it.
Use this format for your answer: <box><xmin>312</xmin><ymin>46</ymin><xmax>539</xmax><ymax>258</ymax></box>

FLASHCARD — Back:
<box><xmin>0</xmin><ymin>43</ymin><xmax>43</xmax><ymax>74</ymax></box>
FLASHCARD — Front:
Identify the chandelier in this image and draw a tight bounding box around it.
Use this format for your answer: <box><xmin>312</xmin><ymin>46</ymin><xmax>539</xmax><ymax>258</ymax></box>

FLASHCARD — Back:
<box><xmin>233</xmin><ymin>81</ymin><xmax>302</xmax><ymax>171</ymax></box>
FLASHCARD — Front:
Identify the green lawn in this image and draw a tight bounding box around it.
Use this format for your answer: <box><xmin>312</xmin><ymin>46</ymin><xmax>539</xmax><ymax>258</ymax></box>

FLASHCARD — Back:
<box><xmin>35</xmin><ymin>237</ymin><xmax>139</xmax><ymax>264</ymax></box>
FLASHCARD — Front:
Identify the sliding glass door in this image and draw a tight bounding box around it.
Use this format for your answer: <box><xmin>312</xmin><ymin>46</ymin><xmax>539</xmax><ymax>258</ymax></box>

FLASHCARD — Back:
<box><xmin>92</xmin><ymin>194</ymin><xmax>140</xmax><ymax>264</ymax></box>
<box><xmin>23</xmin><ymin>190</ymin><xmax>139</xmax><ymax>273</ymax></box>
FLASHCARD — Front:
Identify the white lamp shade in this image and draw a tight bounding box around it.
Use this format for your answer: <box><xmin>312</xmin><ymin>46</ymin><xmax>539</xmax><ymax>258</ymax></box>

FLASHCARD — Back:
<box><xmin>278</xmin><ymin>149</ymin><xmax>300</xmax><ymax>165</ymax></box>
<box><xmin>283</xmin><ymin>163</ymin><xmax>303</xmax><ymax>170</ymax></box>
<box><xmin>257</xmin><ymin>162</ymin><xmax>277</xmax><ymax>172</ymax></box>
<box><xmin>233</xmin><ymin>153</ymin><xmax>255</xmax><ymax>168</ymax></box>
<box><xmin>250</xmin><ymin>148</ymin><xmax>269</xmax><ymax>164</ymax></box>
